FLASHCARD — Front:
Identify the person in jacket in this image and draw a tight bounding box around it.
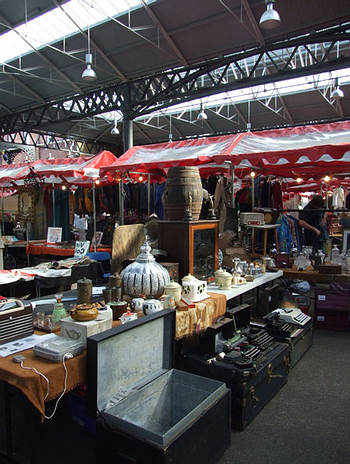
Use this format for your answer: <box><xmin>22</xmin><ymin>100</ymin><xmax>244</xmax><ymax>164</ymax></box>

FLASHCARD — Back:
<box><xmin>299</xmin><ymin>195</ymin><xmax>327</xmax><ymax>250</ymax></box>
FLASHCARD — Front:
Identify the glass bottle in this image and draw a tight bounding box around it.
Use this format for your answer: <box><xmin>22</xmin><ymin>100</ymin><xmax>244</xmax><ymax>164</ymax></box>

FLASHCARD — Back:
<box><xmin>52</xmin><ymin>294</ymin><xmax>67</xmax><ymax>325</ymax></box>
<box><xmin>331</xmin><ymin>244</ymin><xmax>340</xmax><ymax>264</ymax></box>
<box><xmin>270</xmin><ymin>243</ymin><xmax>277</xmax><ymax>258</ymax></box>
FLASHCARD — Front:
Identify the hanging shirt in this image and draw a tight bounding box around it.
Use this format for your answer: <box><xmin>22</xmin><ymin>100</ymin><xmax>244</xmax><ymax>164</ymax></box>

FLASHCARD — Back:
<box><xmin>333</xmin><ymin>187</ymin><xmax>345</xmax><ymax>209</ymax></box>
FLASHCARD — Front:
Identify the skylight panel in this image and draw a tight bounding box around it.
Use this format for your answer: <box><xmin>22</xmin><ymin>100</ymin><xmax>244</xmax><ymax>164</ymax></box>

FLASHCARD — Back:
<box><xmin>0</xmin><ymin>0</ymin><xmax>155</xmax><ymax>64</ymax></box>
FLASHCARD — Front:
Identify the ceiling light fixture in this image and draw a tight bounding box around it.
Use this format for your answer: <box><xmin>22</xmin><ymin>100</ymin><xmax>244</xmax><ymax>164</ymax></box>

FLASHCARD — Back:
<box><xmin>259</xmin><ymin>0</ymin><xmax>280</xmax><ymax>29</ymax></box>
<box><xmin>111</xmin><ymin>113</ymin><xmax>119</xmax><ymax>135</ymax></box>
<box><xmin>331</xmin><ymin>77</ymin><xmax>344</xmax><ymax>100</ymax></box>
<box><xmin>197</xmin><ymin>103</ymin><xmax>207</xmax><ymax>121</ymax></box>
<box><xmin>296</xmin><ymin>177</ymin><xmax>303</xmax><ymax>184</ymax></box>
<box><xmin>82</xmin><ymin>4</ymin><xmax>96</xmax><ymax>81</ymax></box>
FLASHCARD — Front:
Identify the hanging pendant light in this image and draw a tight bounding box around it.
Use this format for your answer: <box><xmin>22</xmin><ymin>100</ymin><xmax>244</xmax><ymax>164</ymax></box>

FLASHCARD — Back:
<box><xmin>197</xmin><ymin>103</ymin><xmax>207</xmax><ymax>121</ymax></box>
<box><xmin>331</xmin><ymin>77</ymin><xmax>344</xmax><ymax>100</ymax></box>
<box><xmin>82</xmin><ymin>4</ymin><xmax>96</xmax><ymax>81</ymax></box>
<box><xmin>259</xmin><ymin>0</ymin><xmax>280</xmax><ymax>29</ymax></box>
<box><xmin>82</xmin><ymin>53</ymin><xmax>96</xmax><ymax>81</ymax></box>
<box><xmin>110</xmin><ymin>125</ymin><xmax>119</xmax><ymax>135</ymax></box>
<box><xmin>111</xmin><ymin>112</ymin><xmax>119</xmax><ymax>135</ymax></box>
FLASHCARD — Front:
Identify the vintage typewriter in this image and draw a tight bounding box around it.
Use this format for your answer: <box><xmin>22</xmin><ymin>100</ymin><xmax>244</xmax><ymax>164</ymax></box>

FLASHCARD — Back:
<box><xmin>257</xmin><ymin>308</ymin><xmax>313</xmax><ymax>368</ymax></box>
<box><xmin>273</xmin><ymin>307</ymin><xmax>311</xmax><ymax>327</ymax></box>
<box><xmin>181</xmin><ymin>303</ymin><xmax>289</xmax><ymax>430</ymax></box>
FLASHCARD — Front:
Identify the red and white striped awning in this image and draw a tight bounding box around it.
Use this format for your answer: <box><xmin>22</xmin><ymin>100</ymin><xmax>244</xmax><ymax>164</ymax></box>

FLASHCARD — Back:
<box><xmin>103</xmin><ymin>121</ymin><xmax>350</xmax><ymax>178</ymax></box>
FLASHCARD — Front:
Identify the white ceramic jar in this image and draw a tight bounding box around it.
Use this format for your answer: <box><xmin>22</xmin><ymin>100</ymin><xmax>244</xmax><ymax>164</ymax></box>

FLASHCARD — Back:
<box><xmin>164</xmin><ymin>280</ymin><xmax>182</xmax><ymax>303</ymax></box>
<box><xmin>214</xmin><ymin>268</ymin><xmax>232</xmax><ymax>289</ymax></box>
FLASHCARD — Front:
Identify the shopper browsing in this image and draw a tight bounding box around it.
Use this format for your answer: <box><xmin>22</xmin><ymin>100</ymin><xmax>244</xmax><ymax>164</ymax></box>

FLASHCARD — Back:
<box><xmin>298</xmin><ymin>195</ymin><xmax>327</xmax><ymax>250</ymax></box>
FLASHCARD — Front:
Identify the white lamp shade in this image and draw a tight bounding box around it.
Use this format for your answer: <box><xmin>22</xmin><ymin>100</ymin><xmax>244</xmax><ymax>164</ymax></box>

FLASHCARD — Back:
<box><xmin>259</xmin><ymin>3</ymin><xmax>280</xmax><ymax>29</ymax></box>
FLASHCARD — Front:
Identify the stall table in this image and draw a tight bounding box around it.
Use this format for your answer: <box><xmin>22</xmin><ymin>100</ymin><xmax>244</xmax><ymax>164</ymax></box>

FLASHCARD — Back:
<box><xmin>282</xmin><ymin>268</ymin><xmax>350</xmax><ymax>283</ymax></box>
<box><xmin>26</xmin><ymin>242</ymin><xmax>111</xmax><ymax>257</ymax></box>
<box><xmin>208</xmin><ymin>270</ymin><xmax>284</xmax><ymax>300</ymax></box>
<box><xmin>0</xmin><ymin>289</ymin><xmax>227</xmax><ymax>464</ymax></box>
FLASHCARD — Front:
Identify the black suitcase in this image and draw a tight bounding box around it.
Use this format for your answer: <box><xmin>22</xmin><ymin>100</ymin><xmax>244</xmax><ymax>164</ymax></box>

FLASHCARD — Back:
<box><xmin>181</xmin><ymin>305</ymin><xmax>289</xmax><ymax>431</ymax></box>
<box><xmin>183</xmin><ymin>340</ymin><xmax>289</xmax><ymax>431</ymax></box>
<box><xmin>260</xmin><ymin>318</ymin><xmax>313</xmax><ymax>368</ymax></box>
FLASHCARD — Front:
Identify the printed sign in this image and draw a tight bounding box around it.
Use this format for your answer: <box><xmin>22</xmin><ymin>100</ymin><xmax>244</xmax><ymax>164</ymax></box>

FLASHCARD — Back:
<box><xmin>91</xmin><ymin>231</ymin><xmax>103</xmax><ymax>248</ymax></box>
<box><xmin>47</xmin><ymin>227</ymin><xmax>62</xmax><ymax>244</ymax></box>
<box><xmin>74</xmin><ymin>241</ymin><xmax>90</xmax><ymax>258</ymax></box>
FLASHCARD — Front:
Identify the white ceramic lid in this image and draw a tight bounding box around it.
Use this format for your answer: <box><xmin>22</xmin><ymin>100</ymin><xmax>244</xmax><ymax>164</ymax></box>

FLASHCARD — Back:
<box><xmin>164</xmin><ymin>280</ymin><xmax>182</xmax><ymax>290</ymax></box>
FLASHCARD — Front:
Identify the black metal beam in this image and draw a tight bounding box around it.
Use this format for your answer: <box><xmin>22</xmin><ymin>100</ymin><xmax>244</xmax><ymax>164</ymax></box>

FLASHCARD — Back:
<box><xmin>0</xmin><ymin>131</ymin><xmax>117</xmax><ymax>154</ymax></box>
<box><xmin>0</xmin><ymin>24</ymin><xmax>348</xmax><ymax>136</ymax></box>
<box><xmin>129</xmin><ymin>25</ymin><xmax>350</xmax><ymax>117</ymax></box>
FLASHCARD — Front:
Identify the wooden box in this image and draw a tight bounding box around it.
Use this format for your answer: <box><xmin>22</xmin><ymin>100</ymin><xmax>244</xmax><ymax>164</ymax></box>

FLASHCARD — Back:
<box><xmin>317</xmin><ymin>264</ymin><xmax>342</xmax><ymax>274</ymax></box>
<box><xmin>159</xmin><ymin>262</ymin><xmax>180</xmax><ymax>282</ymax></box>
<box><xmin>158</xmin><ymin>221</ymin><xmax>219</xmax><ymax>281</ymax></box>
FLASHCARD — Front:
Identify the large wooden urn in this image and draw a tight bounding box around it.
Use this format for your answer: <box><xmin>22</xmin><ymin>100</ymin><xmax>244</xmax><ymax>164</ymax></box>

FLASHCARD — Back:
<box><xmin>162</xmin><ymin>166</ymin><xmax>203</xmax><ymax>221</ymax></box>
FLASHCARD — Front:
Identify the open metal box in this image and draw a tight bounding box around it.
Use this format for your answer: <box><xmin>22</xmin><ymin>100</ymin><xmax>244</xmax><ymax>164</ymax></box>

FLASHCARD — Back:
<box><xmin>88</xmin><ymin>309</ymin><xmax>230</xmax><ymax>464</ymax></box>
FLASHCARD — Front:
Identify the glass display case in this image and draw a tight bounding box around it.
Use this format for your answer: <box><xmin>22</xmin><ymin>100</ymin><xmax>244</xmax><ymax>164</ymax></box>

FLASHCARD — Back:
<box><xmin>158</xmin><ymin>221</ymin><xmax>219</xmax><ymax>280</ymax></box>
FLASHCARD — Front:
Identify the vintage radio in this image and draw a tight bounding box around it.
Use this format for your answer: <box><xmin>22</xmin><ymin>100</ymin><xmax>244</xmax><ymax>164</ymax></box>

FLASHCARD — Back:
<box><xmin>240</xmin><ymin>212</ymin><xmax>265</xmax><ymax>226</ymax></box>
<box><xmin>0</xmin><ymin>299</ymin><xmax>33</xmax><ymax>344</ymax></box>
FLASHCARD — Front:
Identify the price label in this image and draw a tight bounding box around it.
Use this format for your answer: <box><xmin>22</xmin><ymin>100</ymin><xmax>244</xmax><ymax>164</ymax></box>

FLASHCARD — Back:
<box><xmin>74</xmin><ymin>241</ymin><xmax>90</xmax><ymax>258</ymax></box>
<box><xmin>318</xmin><ymin>295</ymin><xmax>326</xmax><ymax>301</ymax></box>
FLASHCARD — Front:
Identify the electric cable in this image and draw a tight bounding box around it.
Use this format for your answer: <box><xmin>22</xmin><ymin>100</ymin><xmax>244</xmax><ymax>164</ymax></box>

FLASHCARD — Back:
<box><xmin>19</xmin><ymin>352</ymin><xmax>73</xmax><ymax>420</ymax></box>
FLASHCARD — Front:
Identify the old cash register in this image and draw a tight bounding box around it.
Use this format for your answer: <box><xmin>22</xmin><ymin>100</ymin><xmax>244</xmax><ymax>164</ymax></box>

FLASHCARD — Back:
<box><xmin>87</xmin><ymin>309</ymin><xmax>231</xmax><ymax>464</ymax></box>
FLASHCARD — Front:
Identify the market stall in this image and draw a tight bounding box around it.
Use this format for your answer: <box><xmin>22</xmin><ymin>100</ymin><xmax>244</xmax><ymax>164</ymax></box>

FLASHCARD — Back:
<box><xmin>0</xmin><ymin>151</ymin><xmax>120</xmax><ymax>272</ymax></box>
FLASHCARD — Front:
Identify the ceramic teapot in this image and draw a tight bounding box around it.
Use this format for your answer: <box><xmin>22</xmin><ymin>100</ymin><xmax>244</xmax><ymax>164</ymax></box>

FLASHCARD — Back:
<box><xmin>70</xmin><ymin>303</ymin><xmax>99</xmax><ymax>322</ymax></box>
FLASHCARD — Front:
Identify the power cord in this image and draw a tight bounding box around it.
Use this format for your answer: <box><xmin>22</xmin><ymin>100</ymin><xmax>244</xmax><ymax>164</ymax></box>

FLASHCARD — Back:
<box><xmin>19</xmin><ymin>352</ymin><xmax>74</xmax><ymax>420</ymax></box>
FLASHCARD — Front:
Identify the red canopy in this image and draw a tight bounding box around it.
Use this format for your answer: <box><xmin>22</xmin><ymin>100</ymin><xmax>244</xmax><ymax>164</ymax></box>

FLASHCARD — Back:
<box><xmin>102</xmin><ymin>121</ymin><xmax>350</xmax><ymax>178</ymax></box>
<box><xmin>0</xmin><ymin>151</ymin><xmax>119</xmax><ymax>187</ymax></box>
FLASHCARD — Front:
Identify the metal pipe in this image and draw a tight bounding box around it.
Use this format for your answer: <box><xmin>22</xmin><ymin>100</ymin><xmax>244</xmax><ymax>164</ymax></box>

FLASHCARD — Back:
<box><xmin>147</xmin><ymin>174</ymin><xmax>151</xmax><ymax>216</ymax></box>
<box><xmin>92</xmin><ymin>182</ymin><xmax>97</xmax><ymax>252</ymax></box>
<box><xmin>52</xmin><ymin>184</ymin><xmax>56</xmax><ymax>227</ymax></box>
<box><xmin>0</xmin><ymin>187</ymin><xmax>3</xmax><ymax>270</ymax></box>
<box><xmin>231</xmin><ymin>165</ymin><xmax>235</xmax><ymax>209</ymax></box>
<box><xmin>119</xmin><ymin>175</ymin><xmax>125</xmax><ymax>225</ymax></box>
<box><xmin>26</xmin><ymin>221</ymin><xmax>30</xmax><ymax>266</ymax></box>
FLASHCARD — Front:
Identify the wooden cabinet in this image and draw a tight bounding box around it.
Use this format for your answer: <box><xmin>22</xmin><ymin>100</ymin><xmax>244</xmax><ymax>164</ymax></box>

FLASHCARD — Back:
<box><xmin>158</xmin><ymin>220</ymin><xmax>219</xmax><ymax>280</ymax></box>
